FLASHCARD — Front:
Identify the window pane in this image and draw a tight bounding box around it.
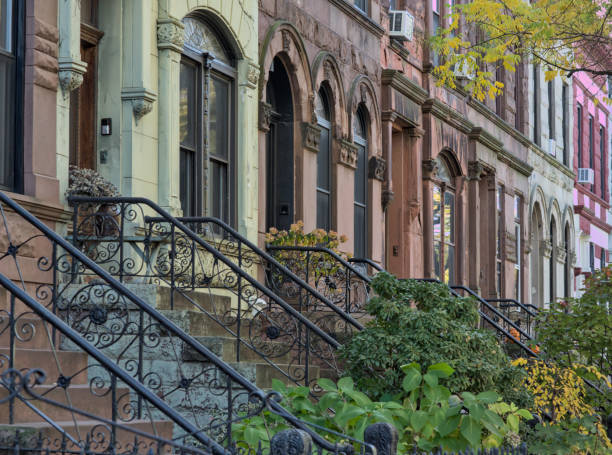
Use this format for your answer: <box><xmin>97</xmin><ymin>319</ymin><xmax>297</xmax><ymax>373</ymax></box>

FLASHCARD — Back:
<box><xmin>434</xmin><ymin>241</ymin><xmax>441</xmax><ymax>280</ymax></box>
<box><xmin>354</xmin><ymin>204</ymin><xmax>366</xmax><ymax>258</ymax></box>
<box><xmin>354</xmin><ymin>143</ymin><xmax>367</xmax><ymax>204</ymax></box>
<box><xmin>179</xmin><ymin>62</ymin><xmax>196</xmax><ymax>148</ymax></box>
<box><xmin>317</xmin><ymin>190</ymin><xmax>330</xmax><ymax>231</ymax></box>
<box><xmin>0</xmin><ymin>0</ymin><xmax>12</xmax><ymax>52</ymax></box>
<box><xmin>209</xmin><ymin>75</ymin><xmax>230</xmax><ymax>160</ymax></box>
<box><xmin>317</xmin><ymin>127</ymin><xmax>330</xmax><ymax>191</ymax></box>
<box><xmin>444</xmin><ymin>190</ymin><xmax>454</xmax><ymax>244</ymax></box>
<box><xmin>354</xmin><ymin>0</ymin><xmax>367</xmax><ymax>14</ymax></box>
<box><xmin>433</xmin><ymin>186</ymin><xmax>441</xmax><ymax>242</ymax></box>
<box><xmin>0</xmin><ymin>53</ymin><xmax>15</xmax><ymax>189</ymax></box>
<box><xmin>210</xmin><ymin>159</ymin><xmax>228</xmax><ymax>224</ymax></box>
<box><xmin>445</xmin><ymin>245</ymin><xmax>454</xmax><ymax>284</ymax></box>
<box><xmin>180</xmin><ymin>149</ymin><xmax>195</xmax><ymax>217</ymax></box>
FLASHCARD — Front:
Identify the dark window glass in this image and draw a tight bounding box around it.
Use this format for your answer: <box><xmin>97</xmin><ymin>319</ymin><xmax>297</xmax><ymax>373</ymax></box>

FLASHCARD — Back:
<box><xmin>564</xmin><ymin>225</ymin><xmax>570</xmax><ymax>298</ymax></box>
<box><xmin>562</xmin><ymin>84</ymin><xmax>569</xmax><ymax>165</ymax></box>
<box><xmin>354</xmin><ymin>107</ymin><xmax>368</xmax><ymax>258</ymax></box>
<box><xmin>179</xmin><ymin>60</ymin><xmax>198</xmax><ymax>216</ymax></box>
<box><xmin>600</xmin><ymin>126</ymin><xmax>605</xmax><ymax>198</ymax></box>
<box><xmin>533</xmin><ymin>65</ymin><xmax>540</xmax><ymax>145</ymax></box>
<box><xmin>548</xmin><ymin>80</ymin><xmax>555</xmax><ymax>141</ymax></box>
<box><xmin>180</xmin><ymin>149</ymin><xmax>195</xmax><ymax>216</ymax></box>
<box><xmin>354</xmin><ymin>0</ymin><xmax>368</xmax><ymax>14</ymax></box>
<box><xmin>590</xmin><ymin>243</ymin><xmax>595</xmax><ymax>273</ymax></box>
<box><xmin>550</xmin><ymin>220</ymin><xmax>556</xmax><ymax>302</ymax></box>
<box><xmin>589</xmin><ymin>115</ymin><xmax>594</xmax><ymax>168</ymax></box>
<box><xmin>316</xmin><ymin>89</ymin><xmax>332</xmax><ymax>231</ymax></box>
<box><xmin>0</xmin><ymin>0</ymin><xmax>16</xmax><ymax>190</ymax></box>
<box><xmin>577</xmin><ymin>104</ymin><xmax>583</xmax><ymax>167</ymax></box>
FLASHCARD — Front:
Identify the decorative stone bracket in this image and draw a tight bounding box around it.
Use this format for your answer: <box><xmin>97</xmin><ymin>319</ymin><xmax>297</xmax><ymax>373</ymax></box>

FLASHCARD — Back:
<box><xmin>569</xmin><ymin>251</ymin><xmax>577</xmax><ymax>266</ymax></box>
<box><xmin>557</xmin><ymin>248</ymin><xmax>567</xmax><ymax>264</ymax></box>
<box><xmin>122</xmin><ymin>87</ymin><xmax>157</xmax><ymax>124</ymax></box>
<box><xmin>422</xmin><ymin>159</ymin><xmax>439</xmax><ymax>180</ymax></box>
<box><xmin>338</xmin><ymin>139</ymin><xmax>358</xmax><ymax>168</ymax></box>
<box><xmin>58</xmin><ymin>58</ymin><xmax>88</xmax><ymax>98</ymax></box>
<box><xmin>302</xmin><ymin>122</ymin><xmax>322</xmax><ymax>153</ymax></box>
<box><xmin>541</xmin><ymin>240</ymin><xmax>553</xmax><ymax>258</ymax></box>
<box><xmin>259</xmin><ymin>101</ymin><xmax>272</xmax><ymax>132</ymax></box>
<box><xmin>157</xmin><ymin>17</ymin><xmax>185</xmax><ymax>53</ymax></box>
<box><xmin>368</xmin><ymin>156</ymin><xmax>386</xmax><ymax>181</ymax></box>
<box><xmin>467</xmin><ymin>161</ymin><xmax>484</xmax><ymax>181</ymax></box>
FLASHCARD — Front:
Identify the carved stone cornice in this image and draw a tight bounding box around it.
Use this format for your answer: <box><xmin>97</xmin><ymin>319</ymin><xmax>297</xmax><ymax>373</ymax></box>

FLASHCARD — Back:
<box><xmin>328</xmin><ymin>0</ymin><xmax>385</xmax><ymax>37</ymax></box>
<box><xmin>58</xmin><ymin>58</ymin><xmax>87</xmax><ymax>97</ymax></box>
<box><xmin>422</xmin><ymin>98</ymin><xmax>473</xmax><ymax>134</ymax></box>
<box><xmin>541</xmin><ymin>240</ymin><xmax>552</xmax><ymax>258</ymax></box>
<box><xmin>498</xmin><ymin>149</ymin><xmax>533</xmax><ymax>177</ymax></box>
<box><xmin>469</xmin><ymin>127</ymin><xmax>503</xmax><ymax>153</ymax></box>
<box><xmin>408</xmin><ymin>126</ymin><xmax>425</xmax><ymax>138</ymax></box>
<box><xmin>122</xmin><ymin>87</ymin><xmax>157</xmax><ymax>124</ymax></box>
<box><xmin>157</xmin><ymin>17</ymin><xmax>185</xmax><ymax>53</ymax></box>
<box><xmin>422</xmin><ymin>159</ymin><xmax>439</xmax><ymax>180</ymax></box>
<box><xmin>570</xmin><ymin>252</ymin><xmax>577</xmax><ymax>266</ymax></box>
<box><xmin>368</xmin><ymin>156</ymin><xmax>386</xmax><ymax>181</ymax></box>
<box><xmin>381</xmin><ymin>69</ymin><xmax>428</xmax><ymax>105</ymax></box>
<box><xmin>338</xmin><ymin>139</ymin><xmax>358</xmax><ymax>169</ymax></box>
<box><xmin>258</xmin><ymin>101</ymin><xmax>272</xmax><ymax>132</ymax></box>
<box><xmin>302</xmin><ymin>123</ymin><xmax>322</xmax><ymax>153</ymax></box>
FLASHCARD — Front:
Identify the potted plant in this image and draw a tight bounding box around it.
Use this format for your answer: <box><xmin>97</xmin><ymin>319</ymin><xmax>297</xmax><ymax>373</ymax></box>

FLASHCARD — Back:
<box><xmin>66</xmin><ymin>166</ymin><xmax>120</xmax><ymax>237</ymax></box>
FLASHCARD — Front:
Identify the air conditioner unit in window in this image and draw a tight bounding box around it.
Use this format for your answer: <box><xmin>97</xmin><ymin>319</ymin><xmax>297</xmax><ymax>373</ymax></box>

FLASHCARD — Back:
<box><xmin>389</xmin><ymin>10</ymin><xmax>414</xmax><ymax>41</ymax></box>
<box><xmin>577</xmin><ymin>168</ymin><xmax>594</xmax><ymax>184</ymax></box>
<box><xmin>453</xmin><ymin>55</ymin><xmax>476</xmax><ymax>80</ymax></box>
<box><xmin>548</xmin><ymin>138</ymin><xmax>556</xmax><ymax>156</ymax></box>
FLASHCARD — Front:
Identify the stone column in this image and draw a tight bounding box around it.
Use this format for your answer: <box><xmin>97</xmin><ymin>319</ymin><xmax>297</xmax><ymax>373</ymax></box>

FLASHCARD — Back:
<box><xmin>406</xmin><ymin>127</ymin><xmax>425</xmax><ymax>277</ymax></box>
<box><xmin>156</xmin><ymin>17</ymin><xmax>184</xmax><ymax>214</ymax></box>
<box><xmin>56</xmin><ymin>0</ymin><xmax>87</xmax><ymax>202</ymax></box>
<box><xmin>301</xmin><ymin>122</ymin><xmax>322</xmax><ymax>232</ymax></box>
<box><xmin>479</xmin><ymin>173</ymin><xmax>497</xmax><ymax>298</ymax></box>
<box><xmin>422</xmin><ymin>158</ymin><xmax>438</xmax><ymax>278</ymax></box>
<box><xmin>368</xmin><ymin>154</ymin><xmax>386</xmax><ymax>262</ymax></box>
<box><xmin>467</xmin><ymin>161</ymin><xmax>483</xmax><ymax>292</ymax></box>
<box><xmin>381</xmin><ymin>112</ymin><xmax>396</xmax><ymax>211</ymax></box>
<box><xmin>336</xmin><ymin>139</ymin><xmax>358</xmax><ymax>251</ymax></box>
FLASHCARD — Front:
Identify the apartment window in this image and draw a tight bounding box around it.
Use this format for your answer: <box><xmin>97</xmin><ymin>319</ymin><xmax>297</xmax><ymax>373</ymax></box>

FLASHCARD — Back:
<box><xmin>180</xmin><ymin>17</ymin><xmax>236</xmax><ymax>226</ymax></box>
<box><xmin>354</xmin><ymin>106</ymin><xmax>368</xmax><ymax>259</ymax></box>
<box><xmin>354</xmin><ymin>0</ymin><xmax>368</xmax><ymax>14</ymax></box>
<box><xmin>514</xmin><ymin>195</ymin><xmax>522</xmax><ymax>300</ymax></box>
<box><xmin>588</xmin><ymin>115</ymin><xmax>594</xmax><ymax>168</ymax></box>
<box><xmin>515</xmin><ymin>62</ymin><xmax>523</xmax><ymax>132</ymax></box>
<box><xmin>316</xmin><ymin>88</ymin><xmax>332</xmax><ymax>231</ymax></box>
<box><xmin>600</xmin><ymin>126</ymin><xmax>605</xmax><ymax>198</ymax></box>
<box><xmin>562</xmin><ymin>84</ymin><xmax>569</xmax><ymax>166</ymax></box>
<box><xmin>601</xmin><ymin>249</ymin><xmax>606</xmax><ymax>270</ymax></box>
<box><xmin>0</xmin><ymin>0</ymin><xmax>22</xmax><ymax>191</ymax></box>
<box><xmin>432</xmin><ymin>0</ymin><xmax>440</xmax><ymax>65</ymax></box>
<box><xmin>577</xmin><ymin>103</ymin><xmax>583</xmax><ymax>167</ymax></box>
<box><xmin>590</xmin><ymin>243</ymin><xmax>595</xmax><ymax>273</ymax></box>
<box><xmin>564</xmin><ymin>224</ymin><xmax>570</xmax><ymax>297</ymax></box>
<box><xmin>533</xmin><ymin>65</ymin><xmax>540</xmax><ymax>146</ymax></box>
<box><xmin>433</xmin><ymin>157</ymin><xmax>456</xmax><ymax>284</ymax></box>
<box><xmin>548</xmin><ymin>80</ymin><xmax>555</xmax><ymax>145</ymax></box>
<box><xmin>496</xmin><ymin>185</ymin><xmax>504</xmax><ymax>296</ymax></box>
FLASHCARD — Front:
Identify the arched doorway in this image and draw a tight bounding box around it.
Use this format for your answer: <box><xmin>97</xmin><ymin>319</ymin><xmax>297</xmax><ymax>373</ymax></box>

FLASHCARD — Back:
<box><xmin>266</xmin><ymin>56</ymin><xmax>294</xmax><ymax>231</ymax></box>
<box><xmin>530</xmin><ymin>204</ymin><xmax>544</xmax><ymax>307</ymax></box>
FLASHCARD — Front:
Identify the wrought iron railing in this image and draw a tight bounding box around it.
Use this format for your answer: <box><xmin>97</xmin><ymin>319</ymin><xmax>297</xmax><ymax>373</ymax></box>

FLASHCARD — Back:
<box><xmin>0</xmin><ymin>192</ymin><xmax>371</xmax><ymax>454</ymax></box>
<box><xmin>486</xmin><ymin>298</ymin><xmax>538</xmax><ymax>337</ymax></box>
<box><xmin>266</xmin><ymin>245</ymin><xmax>375</xmax><ymax>317</ymax></box>
<box><xmin>67</xmin><ymin>197</ymin><xmax>361</xmax><ymax>388</ymax></box>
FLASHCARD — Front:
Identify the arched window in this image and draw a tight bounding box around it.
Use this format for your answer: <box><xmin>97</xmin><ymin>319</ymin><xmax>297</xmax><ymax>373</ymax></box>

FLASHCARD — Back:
<box><xmin>316</xmin><ymin>88</ymin><xmax>332</xmax><ymax>231</ymax></box>
<box><xmin>353</xmin><ymin>106</ymin><xmax>368</xmax><ymax>258</ymax></box>
<box><xmin>266</xmin><ymin>56</ymin><xmax>294</xmax><ymax>231</ymax></box>
<box><xmin>433</xmin><ymin>156</ymin><xmax>455</xmax><ymax>283</ymax></box>
<box><xmin>0</xmin><ymin>0</ymin><xmax>23</xmax><ymax>191</ymax></box>
<box><xmin>180</xmin><ymin>16</ymin><xmax>236</xmax><ymax>226</ymax></box>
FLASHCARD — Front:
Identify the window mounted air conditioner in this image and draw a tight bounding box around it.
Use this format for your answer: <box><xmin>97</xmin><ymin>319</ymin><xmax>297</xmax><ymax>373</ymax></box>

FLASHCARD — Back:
<box><xmin>577</xmin><ymin>168</ymin><xmax>594</xmax><ymax>184</ymax></box>
<box><xmin>389</xmin><ymin>10</ymin><xmax>414</xmax><ymax>41</ymax></box>
<box><xmin>453</xmin><ymin>55</ymin><xmax>476</xmax><ymax>81</ymax></box>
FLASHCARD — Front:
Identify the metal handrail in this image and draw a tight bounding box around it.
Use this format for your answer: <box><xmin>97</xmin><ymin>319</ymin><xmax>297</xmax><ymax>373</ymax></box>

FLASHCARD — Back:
<box><xmin>0</xmin><ymin>272</ymin><xmax>223</xmax><ymax>455</ymax></box>
<box><xmin>64</xmin><ymin>195</ymin><xmax>361</xmax><ymax>452</ymax></box>
<box><xmin>486</xmin><ymin>298</ymin><xmax>539</xmax><ymax>317</ymax></box>
<box><xmin>147</xmin><ymin>216</ymin><xmax>364</xmax><ymax>331</ymax></box>
<box><xmin>348</xmin><ymin>257</ymin><xmax>384</xmax><ymax>272</ymax></box>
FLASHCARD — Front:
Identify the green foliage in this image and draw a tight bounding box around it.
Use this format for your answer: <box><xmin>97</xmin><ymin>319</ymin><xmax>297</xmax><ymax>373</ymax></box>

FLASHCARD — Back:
<box><xmin>338</xmin><ymin>272</ymin><xmax>530</xmax><ymax>407</ymax></box>
<box><xmin>524</xmin><ymin>416</ymin><xmax>612</xmax><ymax>455</ymax></box>
<box><xmin>535</xmin><ymin>266</ymin><xmax>612</xmax><ymax>411</ymax></box>
<box><xmin>231</xmin><ymin>363</ymin><xmax>533</xmax><ymax>452</ymax></box>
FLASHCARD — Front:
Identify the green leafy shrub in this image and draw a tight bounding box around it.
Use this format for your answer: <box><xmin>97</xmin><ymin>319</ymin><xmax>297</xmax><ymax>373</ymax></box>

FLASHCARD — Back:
<box><xmin>231</xmin><ymin>362</ymin><xmax>532</xmax><ymax>452</ymax></box>
<box><xmin>524</xmin><ymin>416</ymin><xmax>612</xmax><ymax>455</ymax></box>
<box><xmin>338</xmin><ymin>272</ymin><xmax>530</xmax><ymax>407</ymax></box>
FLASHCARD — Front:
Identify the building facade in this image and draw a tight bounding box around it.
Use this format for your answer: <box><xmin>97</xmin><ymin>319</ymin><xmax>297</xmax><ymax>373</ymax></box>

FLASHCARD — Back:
<box><xmin>526</xmin><ymin>68</ymin><xmax>575</xmax><ymax>307</ymax></box>
<box><xmin>257</xmin><ymin>0</ymin><xmax>386</xmax><ymax>262</ymax></box>
<box><xmin>572</xmin><ymin>72</ymin><xmax>611</xmax><ymax>295</ymax></box>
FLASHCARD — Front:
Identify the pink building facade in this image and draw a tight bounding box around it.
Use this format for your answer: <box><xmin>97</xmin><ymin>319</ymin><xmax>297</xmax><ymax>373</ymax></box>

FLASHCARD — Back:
<box><xmin>573</xmin><ymin>73</ymin><xmax>611</xmax><ymax>292</ymax></box>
